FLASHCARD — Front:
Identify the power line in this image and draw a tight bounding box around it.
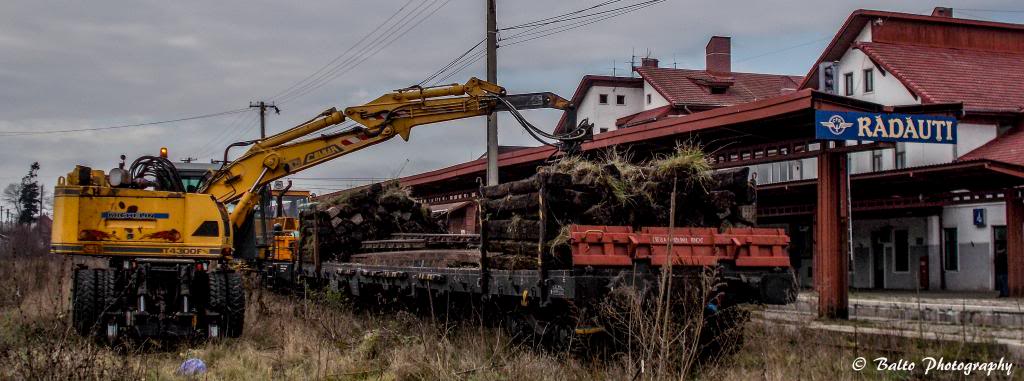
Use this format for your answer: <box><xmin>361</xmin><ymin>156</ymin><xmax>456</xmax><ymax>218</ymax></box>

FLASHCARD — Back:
<box><xmin>275</xmin><ymin>0</ymin><xmax>453</xmax><ymax>105</ymax></box>
<box><xmin>187</xmin><ymin>110</ymin><xmax>252</xmax><ymax>159</ymax></box>
<box><xmin>0</xmin><ymin>108</ymin><xmax>249</xmax><ymax>137</ymax></box>
<box><xmin>732</xmin><ymin>36</ymin><xmax>831</xmax><ymax>64</ymax></box>
<box><xmin>433</xmin><ymin>50</ymin><xmax>487</xmax><ymax>85</ymax></box>
<box><xmin>498</xmin><ymin>0</ymin><xmax>626</xmax><ymax>30</ymax></box>
<box><xmin>267</xmin><ymin>0</ymin><xmax>418</xmax><ymax>101</ymax></box>
<box><xmin>419</xmin><ymin>38</ymin><xmax>486</xmax><ymax>86</ymax></box>
<box><xmin>500</xmin><ymin>0</ymin><xmax>667</xmax><ymax>47</ymax></box>
<box><xmin>272</xmin><ymin>0</ymin><xmax>428</xmax><ymax>102</ymax></box>
<box><xmin>195</xmin><ymin>113</ymin><xmax>261</xmax><ymax>160</ymax></box>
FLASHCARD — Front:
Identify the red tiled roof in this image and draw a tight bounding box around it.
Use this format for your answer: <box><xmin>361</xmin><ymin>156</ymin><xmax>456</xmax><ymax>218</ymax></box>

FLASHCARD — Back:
<box><xmin>960</xmin><ymin>126</ymin><xmax>1024</xmax><ymax>166</ymax></box>
<box><xmin>856</xmin><ymin>42</ymin><xmax>1024</xmax><ymax>113</ymax></box>
<box><xmin>800</xmin><ymin>9</ymin><xmax>1024</xmax><ymax>91</ymax></box>
<box><xmin>635</xmin><ymin>66</ymin><xmax>801</xmax><ymax>108</ymax></box>
<box><xmin>615</xmin><ymin>105</ymin><xmax>679</xmax><ymax>128</ymax></box>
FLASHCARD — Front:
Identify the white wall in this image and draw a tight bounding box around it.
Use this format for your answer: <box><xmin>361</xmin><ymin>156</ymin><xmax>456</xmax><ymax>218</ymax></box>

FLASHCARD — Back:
<box><xmin>956</xmin><ymin>123</ymin><xmax>997</xmax><ymax>158</ymax></box>
<box><xmin>941</xmin><ymin>202</ymin><xmax>1005</xmax><ymax>291</ymax></box>
<box><xmin>834</xmin><ymin>25</ymin><xmax>999</xmax><ymax>174</ymax></box>
<box><xmin>643</xmin><ymin>81</ymin><xmax>670</xmax><ymax>109</ymax></box>
<box><xmin>850</xmin><ymin>217</ymin><xmax>930</xmax><ymax>290</ymax></box>
<box><xmin>576</xmin><ymin>85</ymin><xmax>643</xmax><ymax>133</ymax></box>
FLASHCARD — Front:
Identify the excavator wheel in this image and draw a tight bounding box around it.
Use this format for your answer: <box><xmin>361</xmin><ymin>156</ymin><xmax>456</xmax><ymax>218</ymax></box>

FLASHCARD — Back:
<box><xmin>224</xmin><ymin>272</ymin><xmax>245</xmax><ymax>338</ymax></box>
<box><xmin>71</xmin><ymin>268</ymin><xmax>98</xmax><ymax>336</ymax></box>
<box><xmin>95</xmin><ymin>269</ymin><xmax>122</xmax><ymax>342</ymax></box>
<box><xmin>207</xmin><ymin>272</ymin><xmax>245</xmax><ymax>338</ymax></box>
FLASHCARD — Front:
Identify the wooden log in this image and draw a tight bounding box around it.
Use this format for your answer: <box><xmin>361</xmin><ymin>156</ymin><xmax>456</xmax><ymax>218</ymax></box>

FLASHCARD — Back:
<box><xmin>485</xmin><ymin>240</ymin><xmax>543</xmax><ymax>256</ymax></box>
<box><xmin>481</xmin><ymin>192</ymin><xmax>540</xmax><ymax>212</ymax></box>
<box><xmin>486</xmin><ymin>218</ymin><xmax>541</xmax><ymax>241</ymax></box>
<box><xmin>480</xmin><ymin>172</ymin><xmax>572</xmax><ymax>198</ymax></box>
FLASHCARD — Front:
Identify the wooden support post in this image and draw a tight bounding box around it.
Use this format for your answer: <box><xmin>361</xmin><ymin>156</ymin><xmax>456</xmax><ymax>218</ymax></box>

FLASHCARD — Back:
<box><xmin>1007</xmin><ymin>189</ymin><xmax>1024</xmax><ymax>297</ymax></box>
<box><xmin>537</xmin><ymin>180</ymin><xmax>548</xmax><ymax>304</ymax></box>
<box><xmin>815</xmin><ymin>150</ymin><xmax>849</xmax><ymax>319</ymax></box>
<box><xmin>478</xmin><ymin>181</ymin><xmax>490</xmax><ymax>295</ymax></box>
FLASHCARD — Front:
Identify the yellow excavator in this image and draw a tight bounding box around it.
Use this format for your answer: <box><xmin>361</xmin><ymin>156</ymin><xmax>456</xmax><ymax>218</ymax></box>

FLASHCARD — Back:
<box><xmin>51</xmin><ymin>78</ymin><xmax>587</xmax><ymax>340</ymax></box>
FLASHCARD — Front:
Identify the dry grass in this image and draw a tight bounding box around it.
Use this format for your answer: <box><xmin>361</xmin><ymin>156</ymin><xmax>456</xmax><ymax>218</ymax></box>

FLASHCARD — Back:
<box><xmin>1</xmin><ymin>228</ymin><xmax>1016</xmax><ymax>380</ymax></box>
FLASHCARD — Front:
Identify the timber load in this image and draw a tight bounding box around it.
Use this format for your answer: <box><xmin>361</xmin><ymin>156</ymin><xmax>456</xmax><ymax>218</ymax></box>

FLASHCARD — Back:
<box><xmin>479</xmin><ymin>146</ymin><xmax>759</xmax><ymax>270</ymax></box>
<box><xmin>299</xmin><ymin>183</ymin><xmax>443</xmax><ymax>261</ymax></box>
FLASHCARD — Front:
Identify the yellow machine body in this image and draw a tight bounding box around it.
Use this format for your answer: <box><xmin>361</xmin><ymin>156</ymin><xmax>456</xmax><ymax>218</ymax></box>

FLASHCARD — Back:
<box><xmin>50</xmin><ymin>78</ymin><xmax>573</xmax><ymax>262</ymax></box>
<box><xmin>51</xmin><ymin>168</ymin><xmax>231</xmax><ymax>259</ymax></box>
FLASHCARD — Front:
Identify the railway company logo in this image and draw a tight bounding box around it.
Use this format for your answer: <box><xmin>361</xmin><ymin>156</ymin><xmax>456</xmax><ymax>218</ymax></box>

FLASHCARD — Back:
<box><xmin>820</xmin><ymin>115</ymin><xmax>853</xmax><ymax>135</ymax></box>
<box><xmin>101</xmin><ymin>212</ymin><xmax>169</xmax><ymax>220</ymax></box>
<box><xmin>814</xmin><ymin>110</ymin><xmax>957</xmax><ymax>144</ymax></box>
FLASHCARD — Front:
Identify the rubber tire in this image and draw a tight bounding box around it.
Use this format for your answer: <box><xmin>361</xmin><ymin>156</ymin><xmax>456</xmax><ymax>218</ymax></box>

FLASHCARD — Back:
<box><xmin>95</xmin><ymin>269</ymin><xmax>118</xmax><ymax>314</ymax></box>
<box><xmin>224</xmin><ymin>272</ymin><xmax>245</xmax><ymax>338</ymax></box>
<box><xmin>208</xmin><ymin>272</ymin><xmax>226</xmax><ymax>318</ymax></box>
<box><xmin>72</xmin><ymin>268</ymin><xmax>98</xmax><ymax>336</ymax></box>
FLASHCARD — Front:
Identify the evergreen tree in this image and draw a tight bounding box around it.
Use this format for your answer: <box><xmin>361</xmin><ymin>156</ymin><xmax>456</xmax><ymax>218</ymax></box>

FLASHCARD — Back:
<box><xmin>17</xmin><ymin>162</ymin><xmax>40</xmax><ymax>224</ymax></box>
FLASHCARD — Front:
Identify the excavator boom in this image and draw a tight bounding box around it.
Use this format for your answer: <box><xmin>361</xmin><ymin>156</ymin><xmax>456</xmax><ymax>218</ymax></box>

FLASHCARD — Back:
<box><xmin>198</xmin><ymin>78</ymin><xmax>574</xmax><ymax>228</ymax></box>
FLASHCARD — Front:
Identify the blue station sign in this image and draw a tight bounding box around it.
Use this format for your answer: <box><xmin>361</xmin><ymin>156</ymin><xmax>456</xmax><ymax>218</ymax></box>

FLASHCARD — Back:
<box><xmin>815</xmin><ymin>110</ymin><xmax>957</xmax><ymax>144</ymax></box>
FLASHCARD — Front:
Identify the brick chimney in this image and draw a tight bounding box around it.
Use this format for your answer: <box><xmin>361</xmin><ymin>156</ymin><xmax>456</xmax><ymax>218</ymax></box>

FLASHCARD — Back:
<box><xmin>641</xmin><ymin>57</ymin><xmax>659</xmax><ymax>68</ymax></box>
<box><xmin>932</xmin><ymin>7</ymin><xmax>953</xmax><ymax>17</ymax></box>
<box><xmin>706</xmin><ymin>36</ymin><xmax>731</xmax><ymax>74</ymax></box>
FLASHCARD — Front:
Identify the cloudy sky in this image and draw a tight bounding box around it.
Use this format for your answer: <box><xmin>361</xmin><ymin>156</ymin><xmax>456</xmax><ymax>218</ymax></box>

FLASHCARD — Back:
<box><xmin>2</xmin><ymin>0</ymin><xmax>1023</xmax><ymax>210</ymax></box>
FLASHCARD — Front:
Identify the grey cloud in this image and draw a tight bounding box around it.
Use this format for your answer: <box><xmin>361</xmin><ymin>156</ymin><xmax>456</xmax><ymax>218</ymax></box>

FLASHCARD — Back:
<box><xmin>1</xmin><ymin>0</ymin><xmax>1021</xmax><ymax>198</ymax></box>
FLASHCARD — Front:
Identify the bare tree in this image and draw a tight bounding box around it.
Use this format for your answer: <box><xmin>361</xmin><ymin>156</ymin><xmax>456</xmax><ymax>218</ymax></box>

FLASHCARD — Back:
<box><xmin>2</xmin><ymin>183</ymin><xmax>22</xmax><ymax>216</ymax></box>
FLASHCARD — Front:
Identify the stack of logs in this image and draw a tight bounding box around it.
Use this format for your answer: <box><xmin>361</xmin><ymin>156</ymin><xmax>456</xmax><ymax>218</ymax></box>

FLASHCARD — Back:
<box><xmin>479</xmin><ymin>157</ymin><xmax>756</xmax><ymax>270</ymax></box>
<box><xmin>299</xmin><ymin>183</ymin><xmax>442</xmax><ymax>261</ymax></box>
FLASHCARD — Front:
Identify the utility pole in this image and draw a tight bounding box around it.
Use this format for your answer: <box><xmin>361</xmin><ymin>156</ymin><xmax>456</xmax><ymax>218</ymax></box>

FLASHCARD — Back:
<box><xmin>249</xmin><ymin>101</ymin><xmax>280</xmax><ymax>250</ymax></box>
<box><xmin>485</xmin><ymin>0</ymin><xmax>499</xmax><ymax>186</ymax></box>
<box><xmin>249</xmin><ymin>101</ymin><xmax>281</xmax><ymax>139</ymax></box>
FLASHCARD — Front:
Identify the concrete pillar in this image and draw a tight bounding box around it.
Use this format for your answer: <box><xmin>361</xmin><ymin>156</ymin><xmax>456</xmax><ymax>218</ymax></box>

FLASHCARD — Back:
<box><xmin>1007</xmin><ymin>190</ymin><xmax>1024</xmax><ymax>297</ymax></box>
<box><xmin>815</xmin><ymin>151</ymin><xmax>849</xmax><ymax>318</ymax></box>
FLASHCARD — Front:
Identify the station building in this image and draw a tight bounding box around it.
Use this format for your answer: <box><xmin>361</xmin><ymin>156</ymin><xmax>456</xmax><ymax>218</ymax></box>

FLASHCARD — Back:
<box><xmin>399</xmin><ymin>7</ymin><xmax>1024</xmax><ymax>294</ymax></box>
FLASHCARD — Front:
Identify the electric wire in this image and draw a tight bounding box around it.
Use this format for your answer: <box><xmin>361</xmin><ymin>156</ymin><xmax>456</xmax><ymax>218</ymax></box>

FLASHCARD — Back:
<box><xmin>500</xmin><ymin>0</ymin><xmax>667</xmax><ymax>47</ymax></box>
<box><xmin>498</xmin><ymin>0</ymin><xmax>625</xmax><ymax>30</ymax></box>
<box><xmin>275</xmin><ymin>0</ymin><xmax>453</xmax><ymax>105</ymax></box>
<box><xmin>0</xmin><ymin>108</ymin><xmax>249</xmax><ymax>137</ymax></box>
<box><xmin>418</xmin><ymin>38</ymin><xmax>486</xmax><ymax>86</ymax></box>
<box><xmin>267</xmin><ymin>0</ymin><xmax>418</xmax><ymax>102</ymax></box>
<box><xmin>273</xmin><ymin>0</ymin><xmax>430</xmax><ymax>103</ymax></box>
<box><xmin>188</xmin><ymin>110</ymin><xmax>254</xmax><ymax>160</ymax></box>
<box><xmin>432</xmin><ymin>50</ymin><xmax>487</xmax><ymax>86</ymax></box>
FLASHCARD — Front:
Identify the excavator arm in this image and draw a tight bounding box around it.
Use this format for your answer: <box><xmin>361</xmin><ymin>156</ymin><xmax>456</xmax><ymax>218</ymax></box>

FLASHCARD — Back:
<box><xmin>198</xmin><ymin>78</ymin><xmax>575</xmax><ymax>228</ymax></box>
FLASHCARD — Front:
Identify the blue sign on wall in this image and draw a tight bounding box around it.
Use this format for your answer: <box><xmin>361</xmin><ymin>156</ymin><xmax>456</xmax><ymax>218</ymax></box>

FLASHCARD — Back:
<box><xmin>815</xmin><ymin>110</ymin><xmax>957</xmax><ymax>144</ymax></box>
<box><xmin>973</xmin><ymin>208</ymin><xmax>986</xmax><ymax>227</ymax></box>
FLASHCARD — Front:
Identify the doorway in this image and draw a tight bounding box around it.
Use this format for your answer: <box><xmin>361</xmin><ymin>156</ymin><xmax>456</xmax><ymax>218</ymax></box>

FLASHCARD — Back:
<box><xmin>994</xmin><ymin>226</ymin><xmax>1008</xmax><ymax>295</ymax></box>
<box><xmin>870</xmin><ymin>230</ymin><xmax>888</xmax><ymax>289</ymax></box>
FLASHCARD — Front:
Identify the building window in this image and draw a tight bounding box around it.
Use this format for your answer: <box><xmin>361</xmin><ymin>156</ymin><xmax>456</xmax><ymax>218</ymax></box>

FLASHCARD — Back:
<box><xmin>599</xmin><ymin>127</ymin><xmax>609</xmax><ymax>133</ymax></box>
<box><xmin>598</xmin><ymin>94</ymin><xmax>608</xmax><ymax>104</ymax></box>
<box><xmin>943</xmin><ymin>228</ymin><xmax>958</xmax><ymax>272</ymax></box>
<box><xmin>871</xmin><ymin>150</ymin><xmax>883</xmax><ymax>171</ymax></box>
<box><xmin>646</xmin><ymin>94</ymin><xmax>652</xmax><ymax>105</ymax></box>
<box><xmin>895</xmin><ymin>143</ymin><xmax>906</xmax><ymax>169</ymax></box>
<box><xmin>863</xmin><ymin>68</ymin><xmax>874</xmax><ymax>93</ymax></box>
<box><xmin>616</xmin><ymin>95</ymin><xmax>625</xmax><ymax>105</ymax></box>
<box><xmin>893</xmin><ymin>230</ymin><xmax>909</xmax><ymax>272</ymax></box>
<box><xmin>844</xmin><ymin>72</ymin><xmax>854</xmax><ymax>96</ymax></box>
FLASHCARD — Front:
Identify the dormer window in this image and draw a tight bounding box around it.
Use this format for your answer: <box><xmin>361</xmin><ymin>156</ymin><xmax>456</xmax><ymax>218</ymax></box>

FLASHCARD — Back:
<box><xmin>599</xmin><ymin>94</ymin><xmax>609</xmax><ymax>104</ymax></box>
<box><xmin>710</xmin><ymin>86</ymin><xmax>727</xmax><ymax>94</ymax></box>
